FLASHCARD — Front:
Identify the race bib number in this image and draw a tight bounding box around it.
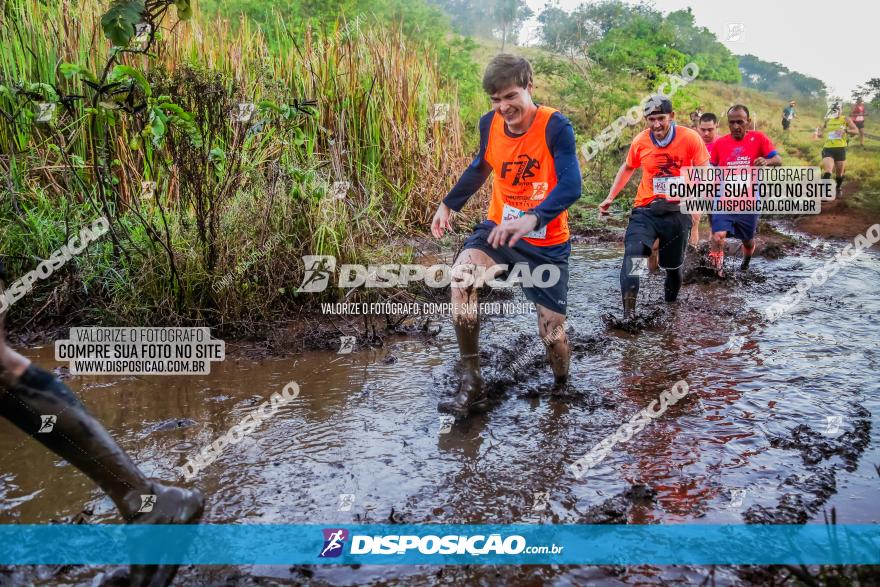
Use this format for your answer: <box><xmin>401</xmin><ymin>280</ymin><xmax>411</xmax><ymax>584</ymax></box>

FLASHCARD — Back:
<box><xmin>827</xmin><ymin>130</ymin><xmax>843</xmax><ymax>140</ymax></box>
<box><xmin>502</xmin><ymin>203</ymin><xmax>546</xmax><ymax>239</ymax></box>
<box><xmin>653</xmin><ymin>176</ymin><xmax>682</xmax><ymax>197</ymax></box>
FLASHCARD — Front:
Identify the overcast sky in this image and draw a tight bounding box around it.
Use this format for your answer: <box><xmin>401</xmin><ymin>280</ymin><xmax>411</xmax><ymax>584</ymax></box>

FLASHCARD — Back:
<box><xmin>521</xmin><ymin>0</ymin><xmax>878</xmax><ymax>98</ymax></box>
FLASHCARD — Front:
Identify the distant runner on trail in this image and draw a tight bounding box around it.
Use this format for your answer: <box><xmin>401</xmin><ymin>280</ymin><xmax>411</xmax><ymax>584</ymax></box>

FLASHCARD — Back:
<box><xmin>689</xmin><ymin>105</ymin><xmax>704</xmax><ymax>128</ymax></box>
<box><xmin>820</xmin><ymin>102</ymin><xmax>860</xmax><ymax>194</ymax></box>
<box><xmin>782</xmin><ymin>100</ymin><xmax>796</xmax><ymax>132</ymax></box>
<box><xmin>431</xmin><ymin>54</ymin><xmax>582</xmax><ymax>415</ymax></box>
<box><xmin>708</xmin><ymin>104</ymin><xmax>782</xmax><ymax>278</ymax></box>
<box><xmin>599</xmin><ymin>97</ymin><xmax>708</xmax><ymax>320</ymax></box>
<box><xmin>0</xmin><ymin>257</ymin><xmax>204</xmax><ymax>587</ymax></box>
<box><xmin>851</xmin><ymin>97</ymin><xmax>866</xmax><ymax>147</ymax></box>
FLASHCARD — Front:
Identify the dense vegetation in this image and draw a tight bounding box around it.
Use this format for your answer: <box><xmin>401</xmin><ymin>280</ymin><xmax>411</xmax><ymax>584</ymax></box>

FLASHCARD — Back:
<box><xmin>0</xmin><ymin>0</ymin><xmax>477</xmax><ymax>332</ymax></box>
<box><xmin>0</xmin><ymin>0</ymin><xmax>875</xmax><ymax>335</ymax></box>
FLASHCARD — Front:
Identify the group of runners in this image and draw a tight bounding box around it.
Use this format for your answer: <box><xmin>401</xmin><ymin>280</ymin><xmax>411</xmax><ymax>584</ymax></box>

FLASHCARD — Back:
<box><xmin>785</xmin><ymin>97</ymin><xmax>865</xmax><ymax>193</ymax></box>
<box><xmin>432</xmin><ymin>54</ymin><xmax>791</xmax><ymax>415</ymax></box>
<box><xmin>0</xmin><ymin>53</ymin><xmax>869</xmax><ymax>582</ymax></box>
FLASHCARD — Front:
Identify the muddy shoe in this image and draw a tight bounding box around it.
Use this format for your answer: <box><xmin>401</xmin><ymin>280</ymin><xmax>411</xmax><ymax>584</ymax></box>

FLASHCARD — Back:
<box><xmin>125</xmin><ymin>482</ymin><xmax>205</xmax><ymax>587</ymax></box>
<box><xmin>438</xmin><ymin>371</ymin><xmax>487</xmax><ymax>416</ymax></box>
<box><xmin>739</xmin><ymin>256</ymin><xmax>752</xmax><ymax>271</ymax></box>
<box><xmin>550</xmin><ymin>375</ymin><xmax>570</xmax><ymax>397</ymax></box>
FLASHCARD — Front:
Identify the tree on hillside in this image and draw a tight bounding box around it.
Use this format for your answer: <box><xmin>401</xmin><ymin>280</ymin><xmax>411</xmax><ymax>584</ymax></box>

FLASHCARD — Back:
<box><xmin>853</xmin><ymin>78</ymin><xmax>880</xmax><ymax>106</ymax></box>
<box><xmin>494</xmin><ymin>0</ymin><xmax>533</xmax><ymax>52</ymax></box>
<box><xmin>738</xmin><ymin>54</ymin><xmax>825</xmax><ymax>99</ymax></box>
<box><xmin>536</xmin><ymin>1</ymin><xmax>739</xmax><ymax>82</ymax></box>
<box><xmin>429</xmin><ymin>0</ymin><xmax>532</xmax><ymax>47</ymax></box>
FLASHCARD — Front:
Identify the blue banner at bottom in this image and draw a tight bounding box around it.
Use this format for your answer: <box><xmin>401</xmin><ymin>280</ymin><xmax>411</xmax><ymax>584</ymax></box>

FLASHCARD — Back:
<box><xmin>0</xmin><ymin>524</ymin><xmax>877</xmax><ymax>565</ymax></box>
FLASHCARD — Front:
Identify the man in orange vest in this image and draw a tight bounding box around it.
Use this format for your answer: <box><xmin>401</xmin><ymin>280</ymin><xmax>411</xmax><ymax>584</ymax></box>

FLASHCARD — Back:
<box><xmin>431</xmin><ymin>54</ymin><xmax>582</xmax><ymax>416</ymax></box>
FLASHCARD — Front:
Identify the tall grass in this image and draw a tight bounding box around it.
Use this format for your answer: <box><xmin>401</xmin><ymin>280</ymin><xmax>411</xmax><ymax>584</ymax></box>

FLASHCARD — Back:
<box><xmin>0</xmin><ymin>0</ymin><xmax>473</xmax><ymax>331</ymax></box>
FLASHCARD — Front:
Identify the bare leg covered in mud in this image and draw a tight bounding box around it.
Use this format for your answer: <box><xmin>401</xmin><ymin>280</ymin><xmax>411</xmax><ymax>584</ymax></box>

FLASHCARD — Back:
<box><xmin>709</xmin><ymin>231</ymin><xmax>728</xmax><ymax>277</ymax></box>
<box><xmin>0</xmin><ymin>273</ymin><xmax>204</xmax><ymax>587</ymax></box>
<box><xmin>438</xmin><ymin>248</ymin><xmax>496</xmax><ymax>415</ymax></box>
<box><xmin>537</xmin><ymin>304</ymin><xmax>569</xmax><ymax>389</ymax></box>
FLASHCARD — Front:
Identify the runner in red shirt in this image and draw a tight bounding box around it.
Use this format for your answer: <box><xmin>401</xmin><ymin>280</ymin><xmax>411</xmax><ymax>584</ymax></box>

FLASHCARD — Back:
<box><xmin>708</xmin><ymin>104</ymin><xmax>782</xmax><ymax>277</ymax></box>
<box><xmin>851</xmin><ymin>97</ymin><xmax>866</xmax><ymax>147</ymax></box>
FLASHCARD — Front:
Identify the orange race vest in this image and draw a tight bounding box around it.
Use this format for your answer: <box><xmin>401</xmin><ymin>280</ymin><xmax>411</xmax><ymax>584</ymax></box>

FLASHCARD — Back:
<box><xmin>484</xmin><ymin>105</ymin><xmax>569</xmax><ymax>246</ymax></box>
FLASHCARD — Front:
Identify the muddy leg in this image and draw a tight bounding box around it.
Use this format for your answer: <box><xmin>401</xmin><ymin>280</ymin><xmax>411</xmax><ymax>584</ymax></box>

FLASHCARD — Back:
<box><xmin>0</xmin><ymin>278</ymin><xmax>203</xmax><ymax>587</ymax></box>
<box><xmin>438</xmin><ymin>249</ymin><xmax>498</xmax><ymax>415</ymax></box>
<box><xmin>648</xmin><ymin>239</ymin><xmax>660</xmax><ymax>273</ymax></box>
<box><xmin>709</xmin><ymin>231</ymin><xmax>727</xmax><ymax>277</ymax></box>
<box><xmin>741</xmin><ymin>238</ymin><xmax>756</xmax><ymax>271</ymax></box>
<box><xmin>537</xmin><ymin>305</ymin><xmax>568</xmax><ymax>387</ymax></box>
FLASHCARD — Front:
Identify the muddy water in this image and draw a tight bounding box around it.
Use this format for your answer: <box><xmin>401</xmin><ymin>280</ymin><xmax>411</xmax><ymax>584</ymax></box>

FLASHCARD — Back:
<box><xmin>1</xmin><ymin>228</ymin><xmax>879</xmax><ymax>586</ymax></box>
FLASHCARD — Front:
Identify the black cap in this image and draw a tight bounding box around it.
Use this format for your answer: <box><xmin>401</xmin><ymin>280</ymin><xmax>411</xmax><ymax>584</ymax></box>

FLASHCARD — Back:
<box><xmin>645</xmin><ymin>96</ymin><xmax>673</xmax><ymax>116</ymax></box>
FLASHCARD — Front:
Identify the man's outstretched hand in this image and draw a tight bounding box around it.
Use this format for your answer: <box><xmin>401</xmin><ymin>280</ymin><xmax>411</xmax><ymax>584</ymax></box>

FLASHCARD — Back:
<box><xmin>431</xmin><ymin>203</ymin><xmax>454</xmax><ymax>238</ymax></box>
<box><xmin>488</xmin><ymin>213</ymin><xmax>538</xmax><ymax>248</ymax></box>
<box><xmin>598</xmin><ymin>196</ymin><xmax>614</xmax><ymax>218</ymax></box>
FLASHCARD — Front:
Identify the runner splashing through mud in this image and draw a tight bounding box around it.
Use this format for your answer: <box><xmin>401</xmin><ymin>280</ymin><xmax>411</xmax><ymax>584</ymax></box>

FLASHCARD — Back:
<box><xmin>708</xmin><ymin>104</ymin><xmax>782</xmax><ymax>277</ymax></box>
<box><xmin>431</xmin><ymin>54</ymin><xmax>582</xmax><ymax>416</ymax></box>
<box><xmin>599</xmin><ymin>97</ymin><xmax>707</xmax><ymax>321</ymax></box>
<box><xmin>0</xmin><ymin>257</ymin><xmax>205</xmax><ymax>587</ymax></box>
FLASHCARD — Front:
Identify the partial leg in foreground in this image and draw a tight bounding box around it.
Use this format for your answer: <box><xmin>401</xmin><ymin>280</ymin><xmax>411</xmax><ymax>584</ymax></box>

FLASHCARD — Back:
<box><xmin>0</xmin><ymin>278</ymin><xmax>204</xmax><ymax>587</ymax></box>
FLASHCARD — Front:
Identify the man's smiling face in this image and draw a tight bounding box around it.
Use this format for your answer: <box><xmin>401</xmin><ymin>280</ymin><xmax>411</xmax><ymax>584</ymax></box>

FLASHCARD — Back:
<box><xmin>490</xmin><ymin>83</ymin><xmax>534</xmax><ymax>130</ymax></box>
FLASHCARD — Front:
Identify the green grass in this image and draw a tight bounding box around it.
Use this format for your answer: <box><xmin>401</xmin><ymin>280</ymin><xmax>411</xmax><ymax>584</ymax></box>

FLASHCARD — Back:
<box><xmin>0</xmin><ymin>0</ymin><xmax>476</xmax><ymax>331</ymax></box>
